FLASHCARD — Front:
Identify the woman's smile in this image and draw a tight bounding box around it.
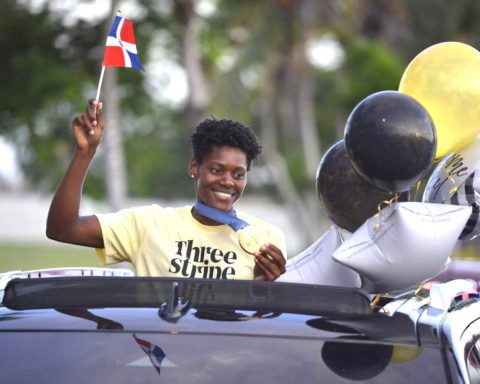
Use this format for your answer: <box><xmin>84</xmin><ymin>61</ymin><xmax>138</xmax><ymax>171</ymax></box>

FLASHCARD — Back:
<box><xmin>189</xmin><ymin>145</ymin><xmax>248</xmax><ymax>213</ymax></box>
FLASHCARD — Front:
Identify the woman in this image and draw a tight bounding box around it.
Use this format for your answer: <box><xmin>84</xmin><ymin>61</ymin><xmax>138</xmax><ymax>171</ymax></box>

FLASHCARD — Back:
<box><xmin>46</xmin><ymin>100</ymin><xmax>286</xmax><ymax>280</ymax></box>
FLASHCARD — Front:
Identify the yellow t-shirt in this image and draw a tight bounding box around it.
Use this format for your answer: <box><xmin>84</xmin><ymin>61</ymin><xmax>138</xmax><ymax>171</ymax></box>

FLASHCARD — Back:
<box><xmin>95</xmin><ymin>205</ymin><xmax>286</xmax><ymax>279</ymax></box>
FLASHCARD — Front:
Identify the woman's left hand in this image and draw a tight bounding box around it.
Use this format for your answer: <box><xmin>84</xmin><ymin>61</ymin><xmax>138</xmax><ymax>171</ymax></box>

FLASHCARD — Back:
<box><xmin>253</xmin><ymin>243</ymin><xmax>286</xmax><ymax>281</ymax></box>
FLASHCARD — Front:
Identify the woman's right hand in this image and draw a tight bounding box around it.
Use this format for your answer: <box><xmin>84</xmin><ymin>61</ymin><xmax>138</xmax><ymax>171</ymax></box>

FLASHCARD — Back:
<box><xmin>71</xmin><ymin>99</ymin><xmax>105</xmax><ymax>154</ymax></box>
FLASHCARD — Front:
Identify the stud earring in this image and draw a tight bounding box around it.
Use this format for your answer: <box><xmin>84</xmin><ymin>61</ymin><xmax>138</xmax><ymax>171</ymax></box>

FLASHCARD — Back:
<box><xmin>190</xmin><ymin>174</ymin><xmax>194</xmax><ymax>178</ymax></box>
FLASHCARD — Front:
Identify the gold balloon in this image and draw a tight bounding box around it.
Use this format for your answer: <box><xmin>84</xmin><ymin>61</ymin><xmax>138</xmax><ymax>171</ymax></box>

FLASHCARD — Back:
<box><xmin>399</xmin><ymin>42</ymin><xmax>480</xmax><ymax>159</ymax></box>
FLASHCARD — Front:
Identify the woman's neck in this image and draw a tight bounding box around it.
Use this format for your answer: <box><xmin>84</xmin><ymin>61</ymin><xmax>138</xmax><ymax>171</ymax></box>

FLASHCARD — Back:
<box><xmin>191</xmin><ymin>205</ymin><xmax>223</xmax><ymax>226</ymax></box>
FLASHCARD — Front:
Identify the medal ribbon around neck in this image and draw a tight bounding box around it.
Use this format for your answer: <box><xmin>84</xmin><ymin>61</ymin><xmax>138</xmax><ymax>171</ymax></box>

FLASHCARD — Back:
<box><xmin>194</xmin><ymin>202</ymin><xmax>248</xmax><ymax>230</ymax></box>
<box><xmin>193</xmin><ymin>202</ymin><xmax>267</xmax><ymax>254</ymax></box>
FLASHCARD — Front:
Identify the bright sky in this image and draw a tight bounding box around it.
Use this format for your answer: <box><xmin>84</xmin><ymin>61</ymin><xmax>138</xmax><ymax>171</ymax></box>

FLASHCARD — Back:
<box><xmin>0</xmin><ymin>136</ymin><xmax>20</xmax><ymax>183</ymax></box>
<box><xmin>306</xmin><ymin>33</ymin><xmax>344</xmax><ymax>70</ymax></box>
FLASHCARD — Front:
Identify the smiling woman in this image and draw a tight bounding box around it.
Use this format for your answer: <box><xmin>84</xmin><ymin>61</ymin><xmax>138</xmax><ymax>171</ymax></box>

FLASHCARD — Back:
<box><xmin>46</xmin><ymin>100</ymin><xmax>287</xmax><ymax>281</ymax></box>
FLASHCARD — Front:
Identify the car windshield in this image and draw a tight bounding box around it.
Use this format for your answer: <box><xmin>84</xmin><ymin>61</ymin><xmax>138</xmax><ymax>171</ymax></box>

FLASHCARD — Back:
<box><xmin>2</xmin><ymin>276</ymin><xmax>372</xmax><ymax>318</ymax></box>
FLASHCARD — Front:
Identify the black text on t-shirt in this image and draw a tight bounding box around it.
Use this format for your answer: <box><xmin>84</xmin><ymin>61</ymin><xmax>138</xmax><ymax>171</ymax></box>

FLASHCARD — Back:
<box><xmin>169</xmin><ymin>239</ymin><xmax>237</xmax><ymax>279</ymax></box>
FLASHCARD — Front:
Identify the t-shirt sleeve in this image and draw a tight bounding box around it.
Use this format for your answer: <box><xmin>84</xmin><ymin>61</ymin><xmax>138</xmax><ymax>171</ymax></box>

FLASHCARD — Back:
<box><xmin>95</xmin><ymin>206</ymin><xmax>151</xmax><ymax>265</ymax></box>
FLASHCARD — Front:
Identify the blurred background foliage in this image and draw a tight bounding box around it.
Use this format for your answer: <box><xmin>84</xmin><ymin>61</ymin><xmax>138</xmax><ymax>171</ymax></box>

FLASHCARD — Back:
<box><xmin>2</xmin><ymin>0</ymin><xmax>480</xmax><ymax>249</ymax></box>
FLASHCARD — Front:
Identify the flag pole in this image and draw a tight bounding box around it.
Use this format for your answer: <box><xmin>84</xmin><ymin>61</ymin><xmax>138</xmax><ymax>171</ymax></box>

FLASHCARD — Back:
<box><xmin>89</xmin><ymin>65</ymin><xmax>105</xmax><ymax>135</ymax></box>
<box><xmin>90</xmin><ymin>9</ymin><xmax>120</xmax><ymax>134</ymax></box>
<box><xmin>96</xmin><ymin>8</ymin><xmax>120</xmax><ymax>103</ymax></box>
<box><xmin>95</xmin><ymin>65</ymin><xmax>106</xmax><ymax>102</ymax></box>
<box><xmin>91</xmin><ymin>8</ymin><xmax>139</xmax><ymax>136</ymax></box>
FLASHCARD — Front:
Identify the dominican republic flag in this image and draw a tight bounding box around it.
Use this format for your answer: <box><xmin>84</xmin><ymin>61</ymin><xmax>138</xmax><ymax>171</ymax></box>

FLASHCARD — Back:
<box><xmin>103</xmin><ymin>13</ymin><xmax>144</xmax><ymax>70</ymax></box>
<box><xmin>132</xmin><ymin>334</ymin><xmax>166</xmax><ymax>375</ymax></box>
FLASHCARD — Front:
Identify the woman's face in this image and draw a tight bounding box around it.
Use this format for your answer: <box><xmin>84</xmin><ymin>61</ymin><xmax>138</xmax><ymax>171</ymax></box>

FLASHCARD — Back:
<box><xmin>189</xmin><ymin>145</ymin><xmax>248</xmax><ymax>212</ymax></box>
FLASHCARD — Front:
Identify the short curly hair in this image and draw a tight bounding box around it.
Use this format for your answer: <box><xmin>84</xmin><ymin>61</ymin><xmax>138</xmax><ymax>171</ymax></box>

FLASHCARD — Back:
<box><xmin>191</xmin><ymin>117</ymin><xmax>262</xmax><ymax>170</ymax></box>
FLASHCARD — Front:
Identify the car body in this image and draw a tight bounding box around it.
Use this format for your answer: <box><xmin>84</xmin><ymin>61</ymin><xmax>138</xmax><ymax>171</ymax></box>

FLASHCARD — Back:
<box><xmin>0</xmin><ymin>263</ymin><xmax>479</xmax><ymax>384</ymax></box>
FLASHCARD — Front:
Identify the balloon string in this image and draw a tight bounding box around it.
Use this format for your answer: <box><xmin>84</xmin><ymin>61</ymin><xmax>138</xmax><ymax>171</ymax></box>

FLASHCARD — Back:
<box><xmin>371</xmin><ymin>293</ymin><xmax>392</xmax><ymax>313</ymax></box>
<box><xmin>371</xmin><ymin>294</ymin><xmax>381</xmax><ymax>311</ymax></box>
<box><xmin>376</xmin><ymin>193</ymin><xmax>400</xmax><ymax>213</ymax></box>
<box><xmin>413</xmin><ymin>180</ymin><xmax>422</xmax><ymax>201</ymax></box>
<box><xmin>372</xmin><ymin>193</ymin><xmax>400</xmax><ymax>231</ymax></box>
<box><xmin>334</xmin><ymin>225</ymin><xmax>345</xmax><ymax>242</ymax></box>
<box><xmin>443</xmin><ymin>162</ymin><xmax>458</xmax><ymax>196</ymax></box>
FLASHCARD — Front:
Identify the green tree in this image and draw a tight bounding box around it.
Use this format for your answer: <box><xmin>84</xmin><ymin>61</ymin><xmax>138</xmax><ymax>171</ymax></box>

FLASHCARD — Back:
<box><xmin>4</xmin><ymin>0</ymin><xmax>480</xmax><ymax>250</ymax></box>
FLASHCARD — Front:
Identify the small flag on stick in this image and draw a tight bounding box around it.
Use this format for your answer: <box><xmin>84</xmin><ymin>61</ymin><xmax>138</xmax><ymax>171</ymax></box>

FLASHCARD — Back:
<box><xmin>132</xmin><ymin>334</ymin><xmax>166</xmax><ymax>375</ymax></box>
<box><xmin>95</xmin><ymin>11</ymin><xmax>144</xmax><ymax>102</ymax></box>
<box><xmin>103</xmin><ymin>12</ymin><xmax>144</xmax><ymax>70</ymax></box>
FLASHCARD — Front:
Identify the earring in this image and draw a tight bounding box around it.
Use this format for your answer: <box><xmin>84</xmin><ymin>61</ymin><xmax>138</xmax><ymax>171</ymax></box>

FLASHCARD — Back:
<box><xmin>190</xmin><ymin>174</ymin><xmax>194</xmax><ymax>178</ymax></box>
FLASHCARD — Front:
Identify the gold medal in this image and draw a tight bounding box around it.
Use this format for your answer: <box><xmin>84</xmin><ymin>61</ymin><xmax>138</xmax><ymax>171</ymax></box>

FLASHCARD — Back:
<box><xmin>238</xmin><ymin>226</ymin><xmax>269</xmax><ymax>254</ymax></box>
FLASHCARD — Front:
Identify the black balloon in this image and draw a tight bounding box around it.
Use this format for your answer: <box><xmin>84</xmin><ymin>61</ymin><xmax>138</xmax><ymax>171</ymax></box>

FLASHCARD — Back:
<box><xmin>321</xmin><ymin>336</ymin><xmax>393</xmax><ymax>381</ymax></box>
<box><xmin>316</xmin><ymin>140</ymin><xmax>409</xmax><ymax>233</ymax></box>
<box><xmin>344</xmin><ymin>90</ymin><xmax>436</xmax><ymax>192</ymax></box>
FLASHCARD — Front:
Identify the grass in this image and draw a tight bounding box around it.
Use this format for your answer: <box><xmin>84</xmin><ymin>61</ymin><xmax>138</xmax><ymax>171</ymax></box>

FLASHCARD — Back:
<box><xmin>0</xmin><ymin>243</ymin><xmax>101</xmax><ymax>273</ymax></box>
<box><xmin>0</xmin><ymin>241</ymin><xmax>477</xmax><ymax>274</ymax></box>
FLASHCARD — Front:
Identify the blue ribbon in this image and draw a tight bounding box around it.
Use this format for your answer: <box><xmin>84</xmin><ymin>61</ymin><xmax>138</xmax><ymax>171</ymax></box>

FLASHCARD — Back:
<box><xmin>193</xmin><ymin>202</ymin><xmax>249</xmax><ymax>231</ymax></box>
